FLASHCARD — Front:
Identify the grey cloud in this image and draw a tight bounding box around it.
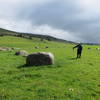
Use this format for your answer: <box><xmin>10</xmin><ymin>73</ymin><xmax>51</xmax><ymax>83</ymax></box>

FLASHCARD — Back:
<box><xmin>16</xmin><ymin>0</ymin><xmax>100</xmax><ymax>43</ymax></box>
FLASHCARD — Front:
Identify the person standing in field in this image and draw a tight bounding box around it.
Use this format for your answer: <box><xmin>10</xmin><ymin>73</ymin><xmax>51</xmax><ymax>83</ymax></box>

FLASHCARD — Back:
<box><xmin>73</xmin><ymin>44</ymin><xmax>83</xmax><ymax>58</ymax></box>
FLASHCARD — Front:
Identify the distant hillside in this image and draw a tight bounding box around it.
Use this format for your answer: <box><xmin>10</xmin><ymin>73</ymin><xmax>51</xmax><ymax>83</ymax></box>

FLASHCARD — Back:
<box><xmin>0</xmin><ymin>28</ymin><xmax>75</xmax><ymax>43</ymax></box>
<box><xmin>0</xmin><ymin>28</ymin><xmax>17</xmax><ymax>35</ymax></box>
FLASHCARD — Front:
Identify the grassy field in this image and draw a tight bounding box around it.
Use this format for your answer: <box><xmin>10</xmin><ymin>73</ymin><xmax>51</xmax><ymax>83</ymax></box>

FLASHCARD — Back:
<box><xmin>0</xmin><ymin>36</ymin><xmax>100</xmax><ymax>100</ymax></box>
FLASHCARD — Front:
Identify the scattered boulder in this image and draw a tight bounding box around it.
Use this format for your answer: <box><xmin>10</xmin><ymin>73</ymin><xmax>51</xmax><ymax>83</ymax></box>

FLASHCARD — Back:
<box><xmin>96</xmin><ymin>48</ymin><xmax>100</xmax><ymax>50</ymax></box>
<box><xmin>88</xmin><ymin>48</ymin><xmax>91</xmax><ymax>50</ymax></box>
<box><xmin>0</xmin><ymin>48</ymin><xmax>7</xmax><ymax>51</ymax></box>
<box><xmin>15</xmin><ymin>50</ymin><xmax>28</xmax><ymax>57</ymax></box>
<box><xmin>14</xmin><ymin>48</ymin><xmax>20</xmax><ymax>50</ymax></box>
<box><xmin>0</xmin><ymin>47</ymin><xmax>12</xmax><ymax>51</ymax></box>
<box><xmin>11</xmin><ymin>47</ymin><xmax>15</xmax><ymax>50</ymax></box>
<box><xmin>34</xmin><ymin>46</ymin><xmax>39</xmax><ymax>49</ymax></box>
<box><xmin>26</xmin><ymin>52</ymin><xmax>54</xmax><ymax>66</ymax></box>
<box><xmin>45</xmin><ymin>46</ymin><xmax>48</xmax><ymax>48</ymax></box>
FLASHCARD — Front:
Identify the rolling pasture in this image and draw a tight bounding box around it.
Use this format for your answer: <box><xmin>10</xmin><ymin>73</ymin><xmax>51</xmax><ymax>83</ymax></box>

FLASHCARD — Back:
<box><xmin>0</xmin><ymin>36</ymin><xmax>100</xmax><ymax>100</ymax></box>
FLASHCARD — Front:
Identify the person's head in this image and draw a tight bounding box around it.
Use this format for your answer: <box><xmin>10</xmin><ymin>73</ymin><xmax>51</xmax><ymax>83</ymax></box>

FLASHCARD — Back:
<box><xmin>78</xmin><ymin>43</ymin><xmax>82</xmax><ymax>46</ymax></box>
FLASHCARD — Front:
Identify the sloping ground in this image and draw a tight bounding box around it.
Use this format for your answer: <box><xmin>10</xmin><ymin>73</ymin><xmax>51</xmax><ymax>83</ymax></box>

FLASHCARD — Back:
<box><xmin>0</xmin><ymin>28</ymin><xmax>17</xmax><ymax>36</ymax></box>
<box><xmin>0</xmin><ymin>36</ymin><xmax>100</xmax><ymax>100</ymax></box>
<box><xmin>0</xmin><ymin>28</ymin><xmax>75</xmax><ymax>43</ymax></box>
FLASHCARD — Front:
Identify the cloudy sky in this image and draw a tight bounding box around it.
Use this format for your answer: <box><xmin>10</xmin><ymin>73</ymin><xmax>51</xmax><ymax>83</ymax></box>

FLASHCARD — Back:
<box><xmin>0</xmin><ymin>0</ymin><xmax>100</xmax><ymax>43</ymax></box>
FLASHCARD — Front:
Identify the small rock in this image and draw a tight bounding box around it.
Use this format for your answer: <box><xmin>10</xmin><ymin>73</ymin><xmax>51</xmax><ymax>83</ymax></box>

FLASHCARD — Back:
<box><xmin>15</xmin><ymin>50</ymin><xmax>28</xmax><ymax>57</ymax></box>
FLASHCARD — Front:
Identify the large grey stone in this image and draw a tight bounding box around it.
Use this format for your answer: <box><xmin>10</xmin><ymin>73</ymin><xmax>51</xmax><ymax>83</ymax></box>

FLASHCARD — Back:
<box><xmin>26</xmin><ymin>52</ymin><xmax>54</xmax><ymax>66</ymax></box>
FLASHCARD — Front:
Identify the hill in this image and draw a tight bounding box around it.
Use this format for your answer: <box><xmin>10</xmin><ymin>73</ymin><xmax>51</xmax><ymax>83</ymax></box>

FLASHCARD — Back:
<box><xmin>0</xmin><ymin>28</ymin><xmax>75</xmax><ymax>43</ymax></box>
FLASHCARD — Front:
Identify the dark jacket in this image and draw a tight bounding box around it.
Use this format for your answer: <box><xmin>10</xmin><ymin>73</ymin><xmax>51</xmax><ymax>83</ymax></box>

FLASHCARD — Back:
<box><xmin>73</xmin><ymin>44</ymin><xmax>83</xmax><ymax>53</ymax></box>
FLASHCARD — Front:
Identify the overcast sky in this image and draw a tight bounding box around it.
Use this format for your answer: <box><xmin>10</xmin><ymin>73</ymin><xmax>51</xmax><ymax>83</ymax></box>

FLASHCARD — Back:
<box><xmin>0</xmin><ymin>0</ymin><xmax>100</xmax><ymax>43</ymax></box>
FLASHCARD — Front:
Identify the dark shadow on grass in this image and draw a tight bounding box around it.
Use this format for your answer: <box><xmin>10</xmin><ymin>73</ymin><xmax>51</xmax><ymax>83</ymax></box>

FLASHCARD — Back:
<box><xmin>17</xmin><ymin>64</ymin><xmax>29</xmax><ymax>68</ymax></box>
<box><xmin>69</xmin><ymin>57</ymin><xmax>77</xmax><ymax>60</ymax></box>
<box><xmin>17</xmin><ymin>64</ymin><xmax>55</xmax><ymax>69</ymax></box>
<box><xmin>17</xmin><ymin>64</ymin><xmax>42</xmax><ymax>69</ymax></box>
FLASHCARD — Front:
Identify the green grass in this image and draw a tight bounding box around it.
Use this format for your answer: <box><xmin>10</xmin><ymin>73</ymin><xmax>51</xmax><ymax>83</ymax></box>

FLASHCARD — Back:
<box><xmin>0</xmin><ymin>36</ymin><xmax>100</xmax><ymax>100</ymax></box>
